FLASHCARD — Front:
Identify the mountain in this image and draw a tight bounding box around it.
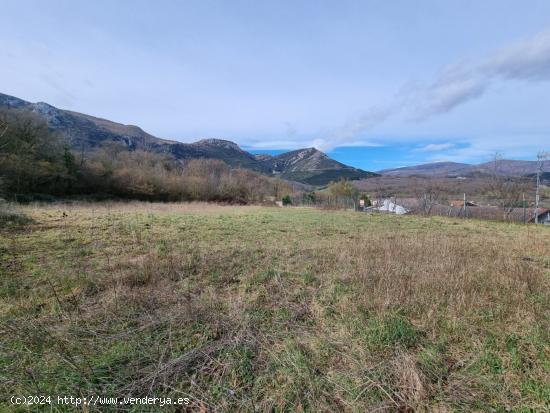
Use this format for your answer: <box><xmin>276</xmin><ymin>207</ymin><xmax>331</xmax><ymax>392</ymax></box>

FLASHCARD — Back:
<box><xmin>0</xmin><ymin>93</ymin><xmax>169</xmax><ymax>150</ymax></box>
<box><xmin>264</xmin><ymin>148</ymin><xmax>375</xmax><ymax>185</ymax></box>
<box><xmin>378</xmin><ymin>162</ymin><xmax>471</xmax><ymax>177</ymax></box>
<box><xmin>379</xmin><ymin>160</ymin><xmax>550</xmax><ymax>178</ymax></box>
<box><xmin>0</xmin><ymin>92</ymin><xmax>375</xmax><ymax>185</ymax></box>
<box><xmin>472</xmin><ymin>160</ymin><xmax>550</xmax><ymax>177</ymax></box>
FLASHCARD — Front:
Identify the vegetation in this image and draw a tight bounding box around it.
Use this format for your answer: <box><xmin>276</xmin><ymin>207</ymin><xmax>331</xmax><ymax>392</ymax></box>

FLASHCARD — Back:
<box><xmin>1</xmin><ymin>203</ymin><xmax>548</xmax><ymax>411</ymax></box>
<box><xmin>281</xmin><ymin>169</ymin><xmax>375</xmax><ymax>186</ymax></box>
<box><xmin>0</xmin><ymin>108</ymin><xmax>291</xmax><ymax>204</ymax></box>
<box><xmin>327</xmin><ymin>180</ymin><xmax>359</xmax><ymax>200</ymax></box>
<box><xmin>0</xmin><ymin>109</ymin><xmax>75</xmax><ymax>197</ymax></box>
<box><xmin>359</xmin><ymin>193</ymin><xmax>371</xmax><ymax>206</ymax></box>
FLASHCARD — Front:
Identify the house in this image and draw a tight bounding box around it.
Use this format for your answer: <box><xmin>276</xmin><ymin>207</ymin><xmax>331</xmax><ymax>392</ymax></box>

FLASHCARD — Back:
<box><xmin>369</xmin><ymin>199</ymin><xmax>409</xmax><ymax>215</ymax></box>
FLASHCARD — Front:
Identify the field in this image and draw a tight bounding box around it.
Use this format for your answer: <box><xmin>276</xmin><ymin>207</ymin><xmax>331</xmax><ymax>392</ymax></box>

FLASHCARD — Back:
<box><xmin>1</xmin><ymin>202</ymin><xmax>549</xmax><ymax>412</ymax></box>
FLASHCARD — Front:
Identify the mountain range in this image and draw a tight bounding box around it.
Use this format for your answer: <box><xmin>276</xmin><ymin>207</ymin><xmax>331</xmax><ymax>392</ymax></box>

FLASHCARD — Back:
<box><xmin>0</xmin><ymin>92</ymin><xmax>375</xmax><ymax>186</ymax></box>
<box><xmin>2</xmin><ymin>92</ymin><xmax>546</xmax><ymax>183</ymax></box>
<box><xmin>378</xmin><ymin>160</ymin><xmax>549</xmax><ymax>178</ymax></box>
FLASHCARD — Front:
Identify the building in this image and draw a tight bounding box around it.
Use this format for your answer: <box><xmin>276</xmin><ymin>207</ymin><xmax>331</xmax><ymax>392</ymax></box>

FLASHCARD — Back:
<box><xmin>369</xmin><ymin>199</ymin><xmax>409</xmax><ymax>215</ymax></box>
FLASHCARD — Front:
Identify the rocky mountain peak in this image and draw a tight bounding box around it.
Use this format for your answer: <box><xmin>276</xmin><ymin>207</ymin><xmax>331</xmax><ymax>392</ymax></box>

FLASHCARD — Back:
<box><xmin>195</xmin><ymin>138</ymin><xmax>244</xmax><ymax>152</ymax></box>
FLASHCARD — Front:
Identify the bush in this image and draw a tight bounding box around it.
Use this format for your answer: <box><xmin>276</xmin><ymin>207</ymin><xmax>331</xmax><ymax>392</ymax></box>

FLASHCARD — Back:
<box><xmin>359</xmin><ymin>193</ymin><xmax>371</xmax><ymax>207</ymax></box>
<box><xmin>282</xmin><ymin>195</ymin><xmax>292</xmax><ymax>206</ymax></box>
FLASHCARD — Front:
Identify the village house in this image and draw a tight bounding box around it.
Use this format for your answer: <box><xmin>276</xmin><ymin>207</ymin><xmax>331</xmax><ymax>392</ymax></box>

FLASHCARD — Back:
<box><xmin>369</xmin><ymin>199</ymin><xmax>409</xmax><ymax>215</ymax></box>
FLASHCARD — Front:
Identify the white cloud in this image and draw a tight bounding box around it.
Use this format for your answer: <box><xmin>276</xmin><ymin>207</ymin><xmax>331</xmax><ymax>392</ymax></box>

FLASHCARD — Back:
<box><xmin>416</xmin><ymin>143</ymin><xmax>455</xmax><ymax>152</ymax></box>
<box><xmin>318</xmin><ymin>104</ymin><xmax>397</xmax><ymax>151</ymax></box>
<box><xmin>414</xmin><ymin>28</ymin><xmax>550</xmax><ymax>118</ymax></box>
<box><xmin>326</xmin><ymin>27</ymin><xmax>550</xmax><ymax>150</ymax></box>
<box><xmin>482</xmin><ymin>29</ymin><xmax>550</xmax><ymax>81</ymax></box>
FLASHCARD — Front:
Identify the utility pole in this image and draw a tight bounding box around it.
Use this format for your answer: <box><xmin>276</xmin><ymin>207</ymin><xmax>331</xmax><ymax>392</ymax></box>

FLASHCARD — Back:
<box><xmin>463</xmin><ymin>193</ymin><xmax>467</xmax><ymax>217</ymax></box>
<box><xmin>535</xmin><ymin>151</ymin><xmax>548</xmax><ymax>224</ymax></box>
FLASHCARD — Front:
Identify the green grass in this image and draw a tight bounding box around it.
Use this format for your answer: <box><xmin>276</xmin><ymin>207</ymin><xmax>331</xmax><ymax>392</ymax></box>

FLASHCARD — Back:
<box><xmin>0</xmin><ymin>202</ymin><xmax>549</xmax><ymax>412</ymax></box>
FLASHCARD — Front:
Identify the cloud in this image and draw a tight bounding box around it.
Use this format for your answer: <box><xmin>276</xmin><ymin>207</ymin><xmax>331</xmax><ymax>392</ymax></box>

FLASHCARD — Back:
<box><xmin>482</xmin><ymin>29</ymin><xmax>550</xmax><ymax>81</ymax></box>
<box><xmin>416</xmin><ymin>143</ymin><xmax>455</xmax><ymax>152</ymax></box>
<box><xmin>326</xmin><ymin>27</ymin><xmax>550</xmax><ymax>149</ymax></box>
<box><xmin>316</xmin><ymin>104</ymin><xmax>397</xmax><ymax>151</ymax></box>
<box><xmin>414</xmin><ymin>69</ymin><xmax>488</xmax><ymax>118</ymax></box>
<box><xmin>415</xmin><ymin>28</ymin><xmax>550</xmax><ymax>118</ymax></box>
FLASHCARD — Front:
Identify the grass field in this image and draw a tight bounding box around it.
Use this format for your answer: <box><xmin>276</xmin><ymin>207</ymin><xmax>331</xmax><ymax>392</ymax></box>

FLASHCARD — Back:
<box><xmin>1</xmin><ymin>202</ymin><xmax>549</xmax><ymax>412</ymax></box>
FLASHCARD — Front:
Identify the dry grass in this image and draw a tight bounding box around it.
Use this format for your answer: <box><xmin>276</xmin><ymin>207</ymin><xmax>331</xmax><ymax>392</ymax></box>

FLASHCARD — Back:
<box><xmin>1</xmin><ymin>202</ymin><xmax>549</xmax><ymax>412</ymax></box>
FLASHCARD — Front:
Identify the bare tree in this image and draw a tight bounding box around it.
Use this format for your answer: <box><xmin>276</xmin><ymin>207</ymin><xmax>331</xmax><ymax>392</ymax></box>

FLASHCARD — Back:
<box><xmin>413</xmin><ymin>179</ymin><xmax>446</xmax><ymax>215</ymax></box>
<box><xmin>487</xmin><ymin>152</ymin><xmax>530</xmax><ymax>220</ymax></box>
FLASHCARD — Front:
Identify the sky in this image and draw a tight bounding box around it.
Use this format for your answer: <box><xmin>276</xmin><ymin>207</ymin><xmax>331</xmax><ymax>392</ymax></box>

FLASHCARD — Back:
<box><xmin>1</xmin><ymin>0</ymin><xmax>550</xmax><ymax>171</ymax></box>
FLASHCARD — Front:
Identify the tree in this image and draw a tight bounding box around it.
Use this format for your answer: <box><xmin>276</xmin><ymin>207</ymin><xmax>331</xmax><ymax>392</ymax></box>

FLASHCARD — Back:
<box><xmin>487</xmin><ymin>153</ymin><xmax>531</xmax><ymax>220</ymax></box>
<box><xmin>359</xmin><ymin>193</ymin><xmax>371</xmax><ymax>207</ymax></box>
<box><xmin>0</xmin><ymin>108</ymin><xmax>67</xmax><ymax>197</ymax></box>
<box><xmin>303</xmin><ymin>191</ymin><xmax>316</xmax><ymax>205</ymax></box>
<box><xmin>271</xmin><ymin>178</ymin><xmax>292</xmax><ymax>199</ymax></box>
<box><xmin>327</xmin><ymin>180</ymin><xmax>359</xmax><ymax>208</ymax></box>
<box><xmin>413</xmin><ymin>179</ymin><xmax>446</xmax><ymax>215</ymax></box>
<box><xmin>328</xmin><ymin>180</ymin><xmax>359</xmax><ymax>199</ymax></box>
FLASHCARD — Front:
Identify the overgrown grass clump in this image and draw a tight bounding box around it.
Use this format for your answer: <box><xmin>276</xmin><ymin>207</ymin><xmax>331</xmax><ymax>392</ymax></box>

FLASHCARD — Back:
<box><xmin>1</xmin><ymin>202</ymin><xmax>549</xmax><ymax>412</ymax></box>
<box><xmin>0</xmin><ymin>200</ymin><xmax>32</xmax><ymax>227</ymax></box>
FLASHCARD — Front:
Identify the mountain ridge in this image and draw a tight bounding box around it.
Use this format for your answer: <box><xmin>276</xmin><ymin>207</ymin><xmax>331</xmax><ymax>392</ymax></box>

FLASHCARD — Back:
<box><xmin>378</xmin><ymin>160</ymin><xmax>549</xmax><ymax>178</ymax></box>
<box><xmin>0</xmin><ymin>92</ymin><xmax>376</xmax><ymax>185</ymax></box>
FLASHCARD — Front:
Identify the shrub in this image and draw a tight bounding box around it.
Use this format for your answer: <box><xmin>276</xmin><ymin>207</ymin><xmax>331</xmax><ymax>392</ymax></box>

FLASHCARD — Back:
<box><xmin>359</xmin><ymin>193</ymin><xmax>371</xmax><ymax>206</ymax></box>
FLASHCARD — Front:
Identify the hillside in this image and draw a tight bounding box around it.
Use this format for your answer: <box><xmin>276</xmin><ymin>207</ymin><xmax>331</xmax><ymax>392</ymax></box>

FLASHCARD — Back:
<box><xmin>0</xmin><ymin>93</ymin><xmax>169</xmax><ymax>150</ymax></box>
<box><xmin>2</xmin><ymin>202</ymin><xmax>548</xmax><ymax>412</ymax></box>
<box><xmin>265</xmin><ymin>147</ymin><xmax>376</xmax><ymax>184</ymax></box>
<box><xmin>378</xmin><ymin>162</ymin><xmax>471</xmax><ymax>177</ymax></box>
<box><xmin>0</xmin><ymin>92</ymin><xmax>375</xmax><ymax>185</ymax></box>
<box><xmin>473</xmin><ymin>159</ymin><xmax>550</xmax><ymax>176</ymax></box>
<box><xmin>379</xmin><ymin>160</ymin><xmax>549</xmax><ymax>178</ymax></box>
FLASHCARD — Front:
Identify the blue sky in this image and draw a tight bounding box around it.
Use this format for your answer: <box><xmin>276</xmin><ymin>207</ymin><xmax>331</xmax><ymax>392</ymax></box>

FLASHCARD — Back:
<box><xmin>1</xmin><ymin>0</ymin><xmax>550</xmax><ymax>171</ymax></box>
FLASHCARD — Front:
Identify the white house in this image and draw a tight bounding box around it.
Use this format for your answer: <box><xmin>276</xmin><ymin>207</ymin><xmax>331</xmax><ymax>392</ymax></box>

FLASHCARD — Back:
<box><xmin>370</xmin><ymin>199</ymin><xmax>409</xmax><ymax>215</ymax></box>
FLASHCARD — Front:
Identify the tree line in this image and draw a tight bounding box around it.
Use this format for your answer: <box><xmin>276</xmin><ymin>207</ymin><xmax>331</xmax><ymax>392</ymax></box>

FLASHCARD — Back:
<box><xmin>0</xmin><ymin>108</ymin><xmax>291</xmax><ymax>203</ymax></box>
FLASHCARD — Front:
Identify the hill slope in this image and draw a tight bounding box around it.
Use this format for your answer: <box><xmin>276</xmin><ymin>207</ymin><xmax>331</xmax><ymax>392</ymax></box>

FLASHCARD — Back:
<box><xmin>379</xmin><ymin>160</ymin><xmax>549</xmax><ymax>177</ymax></box>
<box><xmin>378</xmin><ymin>162</ymin><xmax>471</xmax><ymax>177</ymax></box>
<box><xmin>0</xmin><ymin>92</ymin><xmax>375</xmax><ymax>184</ymax></box>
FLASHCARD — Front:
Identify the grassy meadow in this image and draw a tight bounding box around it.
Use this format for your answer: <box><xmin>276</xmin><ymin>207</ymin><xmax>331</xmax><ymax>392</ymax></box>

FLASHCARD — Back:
<box><xmin>1</xmin><ymin>202</ymin><xmax>549</xmax><ymax>412</ymax></box>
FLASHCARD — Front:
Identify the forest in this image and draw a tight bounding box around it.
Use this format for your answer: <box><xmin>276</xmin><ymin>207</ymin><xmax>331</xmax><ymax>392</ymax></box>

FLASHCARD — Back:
<box><xmin>0</xmin><ymin>108</ymin><xmax>291</xmax><ymax>203</ymax></box>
